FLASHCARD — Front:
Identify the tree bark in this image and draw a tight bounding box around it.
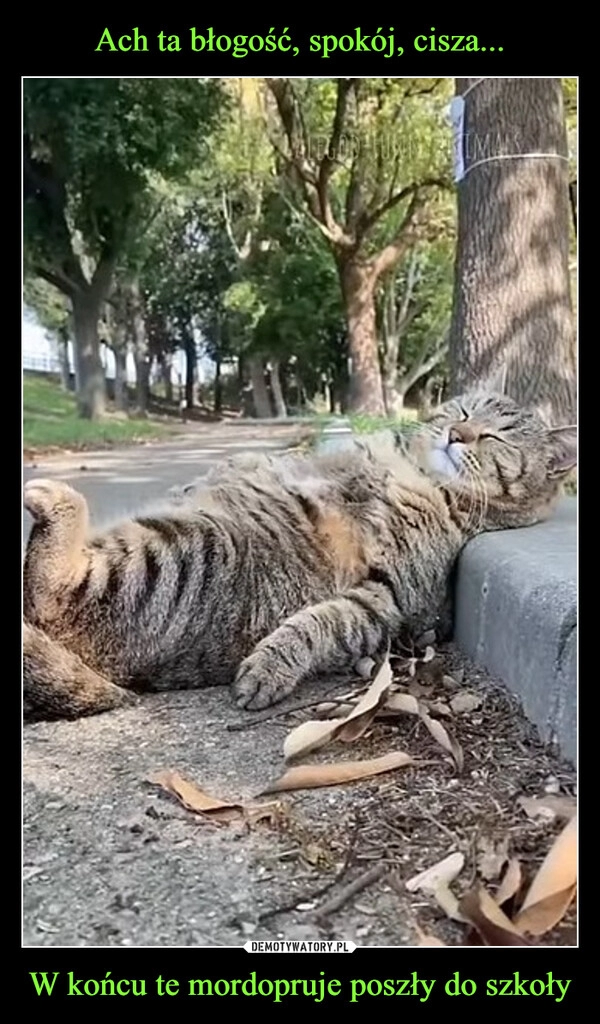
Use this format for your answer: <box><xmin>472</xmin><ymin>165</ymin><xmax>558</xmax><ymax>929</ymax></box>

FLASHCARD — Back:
<box><xmin>248</xmin><ymin>355</ymin><xmax>273</xmax><ymax>418</ymax></box>
<box><xmin>338</xmin><ymin>257</ymin><xmax>386</xmax><ymax>416</ymax></box>
<box><xmin>113</xmin><ymin>341</ymin><xmax>129</xmax><ymax>414</ymax></box>
<box><xmin>213</xmin><ymin>354</ymin><xmax>222</xmax><ymax>415</ymax></box>
<box><xmin>57</xmin><ymin>327</ymin><xmax>71</xmax><ymax>391</ymax></box>
<box><xmin>71</xmin><ymin>294</ymin><xmax>106</xmax><ymax>419</ymax></box>
<box><xmin>183</xmin><ymin>332</ymin><xmax>196</xmax><ymax>409</ymax></box>
<box><xmin>449</xmin><ymin>78</ymin><xmax>576</xmax><ymax>425</ymax></box>
<box><xmin>158</xmin><ymin>351</ymin><xmax>173</xmax><ymax>403</ymax></box>
<box><xmin>129</xmin><ymin>281</ymin><xmax>149</xmax><ymax>415</ymax></box>
<box><xmin>269</xmin><ymin>360</ymin><xmax>287</xmax><ymax>418</ymax></box>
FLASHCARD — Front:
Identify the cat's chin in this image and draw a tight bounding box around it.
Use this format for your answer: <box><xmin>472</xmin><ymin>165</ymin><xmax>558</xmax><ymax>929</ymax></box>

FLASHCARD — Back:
<box><xmin>426</xmin><ymin>446</ymin><xmax>460</xmax><ymax>480</ymax></box>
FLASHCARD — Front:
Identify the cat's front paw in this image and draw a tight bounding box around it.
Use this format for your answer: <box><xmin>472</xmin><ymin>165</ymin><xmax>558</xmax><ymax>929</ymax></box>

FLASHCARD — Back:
<box><xmin>232</xmin><ymin>649</ymin><xmax>299</xmax><ymax>710</ymax></box>
<box><xmin>24</xmin><ymin>478</ymin><xmax>86</xmax><ymax>522</ymax></box>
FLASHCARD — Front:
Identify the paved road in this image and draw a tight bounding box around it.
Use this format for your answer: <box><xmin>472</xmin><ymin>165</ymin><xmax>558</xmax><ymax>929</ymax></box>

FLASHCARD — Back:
<box><xmin>23</xmin><ymin>422</ymin><xmax>303</xmax><ymax>543</ymax></box>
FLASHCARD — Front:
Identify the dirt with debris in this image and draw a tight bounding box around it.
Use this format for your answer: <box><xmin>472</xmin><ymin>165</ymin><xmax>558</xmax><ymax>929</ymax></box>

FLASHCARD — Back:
<box><xmin>23</xmin><ymin>644</ymin><xmax>576</xmax><ymax>948</ymax></box>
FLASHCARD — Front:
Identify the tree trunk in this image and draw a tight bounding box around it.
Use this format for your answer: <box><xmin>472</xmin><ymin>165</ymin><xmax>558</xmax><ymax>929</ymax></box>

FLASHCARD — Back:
<box><xmin>57</xmin><ymin>328</ymin><xmax>71</xmax><ymax>391</ymax></box>
<box><xmin>338</xmin><ymin>257</ymin><xmax>386</xmax><ymax>416</ymax></box>
<box><xmin>269</xmin><ymin>360</ymin><xmax>287</xmax><ymax>418</ymax></box>
<box><xmin>184</xmin><ymin>333</ymin><xmax>196</xmax><ymax>409</ymax></box>
<box><xmin>449</xmin><ymin>78</ymin><xmax>576</xmax><ymax>425</ymax></box>
<box><xmin>113</xmin><ymin>344</ymin><xmax>129</xmax><ymax>413</ymax></box>
<box><xmin>71</xmin><ymin>294</ymin><xmax>106</xmax><ymax>419</ymax></box>
<box><xmin>214</xmin><ymin>354</ymin><xmax>222</xmax><ymax>415</ymax></box>
<box><xmin>159</xmin><ymin>352</ymin><xmax>173</xmax><ymax>403</ymax></box>
<box><xmin>128</xmin><ymin>280</ymin><xmax>149</xmax><ymax>415</ymax></box>
<box><xmin>248</xmin><ymin>355</ymin><xmax>273</xmax><ymax>418</ymax></box>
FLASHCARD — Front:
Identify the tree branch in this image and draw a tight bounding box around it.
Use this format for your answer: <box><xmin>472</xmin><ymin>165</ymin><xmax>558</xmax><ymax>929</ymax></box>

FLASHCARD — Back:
<box><xmin>317</xmin><ymin>79</ymin><xmax>355</xmax><ymax>232</ymax></box>
<box><xmin>33</xmin><ymin>264</ymin><xmax>80</xmax><ymax>300</ymax></box>
<box><xmin>363</xmin><ymin>178</ymin><xmax>447</xmax><ymax>235</ymax></box>
<box><xmin>267</xmin><ymin>78</ymin><xmax>354</xmax><ymax>251</ymax></box>
<box><xmin>398</xmin><ymin>327</ymin><xmax>449</xmax><ymax>395</ymax></box>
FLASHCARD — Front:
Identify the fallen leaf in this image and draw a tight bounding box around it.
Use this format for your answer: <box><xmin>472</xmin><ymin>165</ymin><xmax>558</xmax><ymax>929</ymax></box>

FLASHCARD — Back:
<box><xmin>514</xmin><ymin>815</ymin><xmax>577</xmax><ymax>935</ymax></box>
<box><xmin>260</xmin><ymin>751</ymin><xmax>417</xmax><ymax>794</ymax></box>
<box><xmin>282</xmin><ymin>719</ymin><xmax>341</xmax><ymax>761</ymax></box>
<box><xmin>147</xmin><ymin>770</ymin><xmax>242</xmax><ymax>821</ymax></box>
<box><xmin>283</xmin><ymin>659</ymin><xmax>392</xmax><ymax>760</ymax></box>
<box><xmin>337</xmin><ymin>659</ymin><xmax>393</xmax><ymax>741</ymax></box>
<box><xmin>517</xmin><ymin>794</ymin><xmax>577</xmax><ymax>823</ymax></box>
<box><xmin>147</xmin><ymin>770</ymin><xmax>281</xmax><ymax>826</ymax></box>
<box><xmin>425</xmin><ymin>699</ymin><xmax>452</xmax><ymax>718</ymax></box>
<box><xmin>442</xmin><ymin>674</ymin><xmax>461</xmax><ymax>692</ymax></box>
<box><xmin>406</xmin><ymin>851</ymin><xmax>464</xmax><ymax>891</ymax></box>
<box><xmin>419</xmin><ymin>707</ymin><xmax>464</xmax><ymax>771</ymax></box>
<box><xmin>382</xmin><ymin>692</ymin><xmax>420</xmax><ymax>715</ymax></box>
<box><xmin>406</xmin><ymin>851</ymin><xmax>465</xmax><ymax>921</ymax></box>
<box><xmin>459</xmin><ymin>887</ymin><xmax>532</xmax><ymax>946</ymax></box>
<box><xmin>421</xmin><ymin>645</ymin><xmax>435</xmax><ymax>663</ymax></box>
<box><xmin>495</xmin><ymin>858</ymin><xmax>522</xmax><ymax>907</ymax></box>
<box><xmin>450</xmin><ymin>691</ymin><xmax>483</xmax><ymax>714</ymax></box>
<box><xmin>476</xmin><ymin>834</ymin><xmax>509</xmax><ymax>882</ymax></box>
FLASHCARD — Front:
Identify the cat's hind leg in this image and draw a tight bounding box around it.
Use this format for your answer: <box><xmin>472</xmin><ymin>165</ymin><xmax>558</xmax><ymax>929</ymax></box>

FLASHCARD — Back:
<box><xmin>23</xmin><ymin>622</ymin><xmax>131</xmax><ymax>720</ymax></box>
<box><xmin>232</xmin><ymin>572</ymin><xmax>401</xmax><ymax>710</ymax></box>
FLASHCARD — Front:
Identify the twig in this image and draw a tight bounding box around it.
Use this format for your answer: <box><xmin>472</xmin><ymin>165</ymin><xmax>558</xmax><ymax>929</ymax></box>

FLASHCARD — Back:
<box><xmin>257</xmin><ymin>827</ymin><xmax>358</xmax><ymax>923</ymax></box>
<box><xmin>417</xmin><ymin>808</ymin><xmax>460</xmax><ymax>845</ymax></box>
<box><xmin>313</xmin><ymin>863</ymin><xmax>387</xmax><ymax>920</ymax></box>
<box><xmin>226</xmin><ymin>693</ymin><xmax>360</xmax><ymax>732</ymax></box>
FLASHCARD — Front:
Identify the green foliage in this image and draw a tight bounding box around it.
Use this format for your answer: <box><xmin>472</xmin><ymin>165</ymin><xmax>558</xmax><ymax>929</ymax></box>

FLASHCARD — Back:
<box><xmin>24</xmin><ymin>79</ymin><xmax>223</xmax><ymax>265</ymax></box>
<box><xmin>23</xmin><ymin>277</ymin><xmax>70</xmax><ymax>336</ymax></box>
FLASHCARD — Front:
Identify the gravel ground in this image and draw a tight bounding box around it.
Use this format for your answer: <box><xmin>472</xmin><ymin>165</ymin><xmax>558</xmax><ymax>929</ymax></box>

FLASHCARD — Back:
<box><xmin>23</xmin><ymin>645</ymin><xmax>576</xmax><ymax>948</ymax></box>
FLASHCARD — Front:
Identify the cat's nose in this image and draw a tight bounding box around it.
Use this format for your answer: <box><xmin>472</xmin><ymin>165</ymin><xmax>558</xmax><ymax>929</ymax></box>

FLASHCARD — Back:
<box><xmin>448</xmin><ymin>422</ymin><xmax>477</xmax><ymax>444</ymax></box>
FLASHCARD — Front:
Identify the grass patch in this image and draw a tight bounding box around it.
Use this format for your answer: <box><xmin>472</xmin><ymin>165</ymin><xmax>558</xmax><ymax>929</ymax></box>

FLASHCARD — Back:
<box><xmin>348</xmin><ymin>409</ymin><xmax>418</xmax><ymax>434</ymax></box>
<box><xmin>23</xmin><ymin>373</ymin><xmax>172</xmax><ymax>452</ymax></box>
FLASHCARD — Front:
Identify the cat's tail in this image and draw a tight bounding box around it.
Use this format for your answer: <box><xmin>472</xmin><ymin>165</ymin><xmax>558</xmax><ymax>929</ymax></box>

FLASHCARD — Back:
<box><xmin>23</xmin><ymin>621</ymin><xmax>131</xmax><ymax>720</ymax></box>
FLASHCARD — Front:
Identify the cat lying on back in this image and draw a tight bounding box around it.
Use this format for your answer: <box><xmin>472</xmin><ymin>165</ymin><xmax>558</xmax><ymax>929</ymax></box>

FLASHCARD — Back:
<box><xmin>23</xmin><ymin>388</ymin><xmax>576</xmax><ymax>720</ymax></box>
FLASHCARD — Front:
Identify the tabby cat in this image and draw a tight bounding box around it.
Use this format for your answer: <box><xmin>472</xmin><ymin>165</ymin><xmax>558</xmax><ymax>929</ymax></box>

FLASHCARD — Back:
<box><xmin>23</xmin><ymin>388</ymin><xmax>576</xmax><ymax>720</ymax></box>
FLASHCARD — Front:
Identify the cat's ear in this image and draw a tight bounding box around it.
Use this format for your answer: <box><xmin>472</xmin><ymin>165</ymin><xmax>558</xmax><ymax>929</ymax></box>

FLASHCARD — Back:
<box><xmin>547</xmin><ymin>425</ymin><xmax>577</xmax><ymax>479</ymax></box>
<box><xmin>487</xmin><ymin>363</ymin><xmax>508</xmax><ymax>395</ymax></box>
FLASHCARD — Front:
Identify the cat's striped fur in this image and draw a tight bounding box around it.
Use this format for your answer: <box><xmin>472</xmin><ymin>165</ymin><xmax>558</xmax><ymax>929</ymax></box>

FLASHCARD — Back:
<box><xmin>23</xmin><ymin>389</ymin><xmax>576</xmax><ymax>719</ymax></box>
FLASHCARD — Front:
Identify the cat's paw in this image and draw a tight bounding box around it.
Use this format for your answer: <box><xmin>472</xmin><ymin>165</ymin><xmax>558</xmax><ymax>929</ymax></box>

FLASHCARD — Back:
<box><xmin>232</xmin><ymin>649</ymin><xmax>298</xmax><ymax>710</ymax></box>
<box><xmin>24</xmin><ymin>479</ymin><xmax>86</xmax><ymax>521</ymax></box>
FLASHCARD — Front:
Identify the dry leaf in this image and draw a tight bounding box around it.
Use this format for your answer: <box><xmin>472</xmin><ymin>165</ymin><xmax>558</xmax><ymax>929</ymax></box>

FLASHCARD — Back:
<box><xmin>260</xmin><ymin>751</ymin><xmax>416</xmax><ymax>794</ymax></box>
<box><xmin>383</xmin><ymin>692</ymin><xmax>420</xmax><ymax>715</ymax></box>
<box><xmin>495</xmin><ymin>858</ymin><xmax>523</xmax><ymax>907</ymax></box>
<box><xmin>283</xmin><ymin>659</ymin><xmax>392</xmax><ymax>760</ymax></box>
<box><xmin>459</xmin><ymin>887</ymin><xmax>532</xmax><ymax>946</ymax></box>
<box><xmin>517</xmin><ymin>794</ymin><xmax>577</xmax><ymax>823</ymax></box>
<box><xmin>425</xmin><ymin>699</ymin><xmax>452</xmax><ymax>718</ymax></box>
<box><xmin>147</xmin><ymin>770</ymin><xmax>281</xmax><ymax>826</ymax></box>
<box><xmin>419</xmin><ymin>707</ymin><xmax>464</xmax><ymax>771</ymax></box>
<box><xmin>450</xmin><ymin>691</ymin><xmax>483</xmax><ymax>714</ymax></box>
<box><xmin>283</xmin><ymin>719</ymin><xmax>341</xmax><ymax>761</ymax></box>
<box><xmin>442</xmin><ymin>674</ymin><xmax>461</xmax><ymax>692</ymax></box>
<box><xmin>476</xmin><ymin>835</ymin><xmax>509</xmax><ymax>882</ymax></box>
<box><xmin>406</xmin><ymin>851</ymin><xmax>465</xmax><ymax>892</ymax></box>
<box><xmin>421</xmin><ymin>645</ymin><xmax>435</xmax><ymax>663</ymax></box>
<box><xmin>514</xmin><ymin>815</ymin><xmax>577</xmax><ymax>935</ymax></box>
<box><xmin>406</xmin><ymin>851</ymin><xmax>465</xmax><ymax>921</ymax></box>
<box><xmin>147</xmin><ymin>770</ymin><xmax>242</xmax><ymax>821</ymax></box>
<box><xmin>338</xmin><ymin>659</ymin><xmax>393</xmax><ymax>741</ymax></box>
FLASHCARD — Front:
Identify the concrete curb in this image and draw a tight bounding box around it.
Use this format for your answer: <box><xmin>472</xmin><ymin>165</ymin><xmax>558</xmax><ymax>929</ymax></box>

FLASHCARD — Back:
<box><xmin>454</xmin><ymin>499</ymin><xmax>577</xmax><ymax>761</ymax></box>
